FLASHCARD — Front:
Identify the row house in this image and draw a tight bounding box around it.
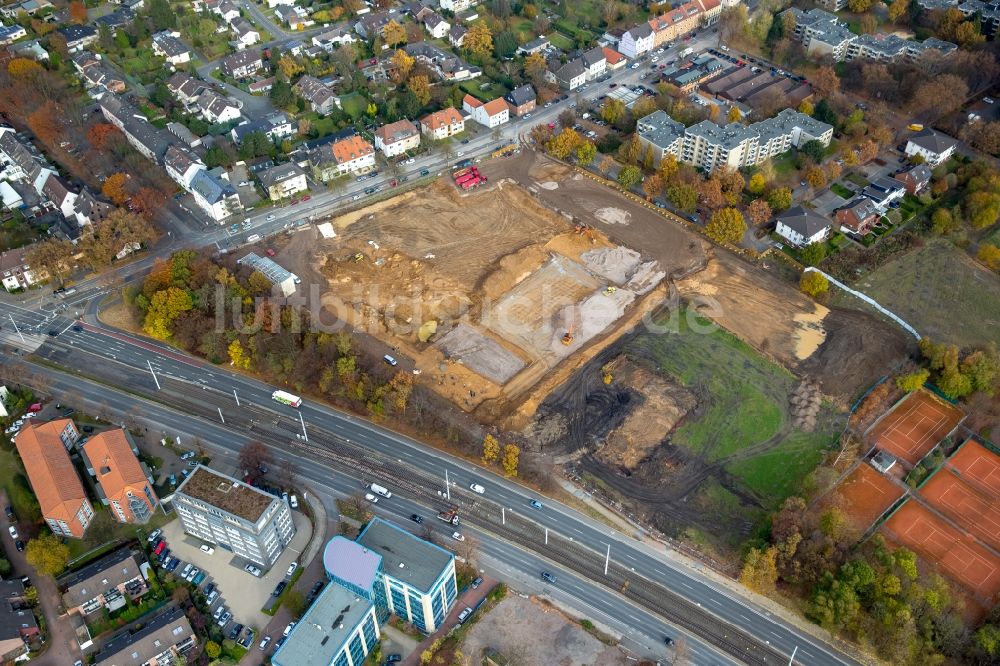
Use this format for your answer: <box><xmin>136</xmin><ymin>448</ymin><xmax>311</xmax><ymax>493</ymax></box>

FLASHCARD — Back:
<box><xmin>294</xmin><ymin>75</ymin><xmax>338</xmax><ymax>115</ymax></box>
<box><xmin>0</xmin><ymin>249</ymin><xmax>37</xmax><ymax>292</ymax></box>
<box><xmin>835</xmin><ymin>196</ymin><xmax>879</xmax><ymax>236</ymax></box>
<box><xmin>166</xmin><ymin>71</ymin><xmax>207</xmax><ymax>107</ymax></box>
<box><xmin>419</xmin><ymin>107</ymin><xmax>464</xmax><ymax>140</ymax></box>
<box><xmin>196</xmin><ymin>89</ymin><xmax>242</xmax><ymax>124</ymax></box>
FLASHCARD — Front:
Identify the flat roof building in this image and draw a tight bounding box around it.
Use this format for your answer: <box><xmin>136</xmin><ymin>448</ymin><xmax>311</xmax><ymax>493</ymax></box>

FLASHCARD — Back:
<box><xmin>271</xmin><ymin>583</ymin><xmax>379</xmax><ymax>666</ymax></box>
<box><xmin>173</xmin><ymin>466</ymin><xmax>295</xmax><ymax>568</ymax></box>
<box><xmin>237</xmin><ymin>252</ymin><xmax>299</xmax><ymax>297</ymax></box>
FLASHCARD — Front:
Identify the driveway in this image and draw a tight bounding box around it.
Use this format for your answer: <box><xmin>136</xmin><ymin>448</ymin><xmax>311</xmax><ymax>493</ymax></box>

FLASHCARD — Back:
<box><xmin>159</xmin><ymin>509</ymin><xmax>311</xmax><ymax>632</ymax></box>
<box><xmin>0</xmin><ymin>491</ymin><xmax>83</xmax><ymax>665</ymax></box>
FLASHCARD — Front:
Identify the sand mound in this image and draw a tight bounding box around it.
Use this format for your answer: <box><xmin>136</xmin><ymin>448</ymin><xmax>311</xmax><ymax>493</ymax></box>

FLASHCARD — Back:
<box><xmin>595</xmin><ymin>207</ymin><xmax>631</xmax><ymax>225</ymax></box>
<box><xmin>581</xmin><ymin>247</ymin><xmax>643</xmax><ymax>284</ymax></box>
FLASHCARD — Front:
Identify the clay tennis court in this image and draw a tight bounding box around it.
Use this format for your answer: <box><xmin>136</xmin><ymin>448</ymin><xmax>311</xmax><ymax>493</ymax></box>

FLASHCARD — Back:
<box><xmin>826</xmin><ymin>463</ymin><xmax>904</xmax><ymax>532</ymax></box>
<box><xmin>866</xmin><ymin>389</ymin><xmax>965</xmax><ymax>466</ymax></box>
<box><xmin>883</xmin><ymin>501</ymin><xmax>1000</xmax><ymax>602</ymax></box>
<box><xmin>945</xmin><ymin>439</ymin><xmax>1000</xmax><ymax>500</ymax></box>
<box><xmin>921</xmin><ymin>470</ymin><xmax>1000</xmax><ymax>552</ymax></box>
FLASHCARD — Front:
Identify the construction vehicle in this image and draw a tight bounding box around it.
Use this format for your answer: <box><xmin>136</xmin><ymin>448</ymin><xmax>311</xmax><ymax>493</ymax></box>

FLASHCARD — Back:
<box><xmin>574</xmin><ymin>224</ymin><xmax>596</xmax><ymax>243</ymax></box>
<box><xmin>492</xmin><ymin>143</ymin><xmax>517</xmax><ymax>159</ymax></box>
<box><xmin>455</xmin><ymin>169</ymin><xmax>480</xmax><ymax>186</ymax></box>
<box><xmin>601</xmin><ymin>357</ymin><xmax>620</xmax><ymax>385</ymax></box>
<box><xmin>453</xmin><ymin>167</ymin><xmax>474</xmax><ymax>180</ymax></box>
<box><xmin>561</xmin><ymin>325</ymin><xmax>574</xmax><ymax>346</ymax></box>
<box><xmin>604</xmin><ymin>286</ymin><xmax>617</xmax><ymax>295</ymax></box>
<box><xmin>460</xmin><ymin>176</ymin><xmax>484</xmax><ymax>190</ymax></box>
<box><xmin>437</xmin><ymin>507</ymin><xmax>460</xmax><ymax>526</ymax></box>
<box><xmin>353</xmin><ymin>252</ymin><xmax>365</xmax><ymax>262</ymax></box>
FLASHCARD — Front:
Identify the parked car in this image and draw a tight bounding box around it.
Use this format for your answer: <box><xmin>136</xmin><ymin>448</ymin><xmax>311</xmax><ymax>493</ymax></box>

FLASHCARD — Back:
<box><xmin>283</xmin><ymin>622</ymin><xmax>296</xmax><ymax>637</ymax></box>
<box><xmin>218</xmin><ymin>610</ymin><xmax>232</xmax><ymax>627</ymax></box>
<box><xmin>472</xmin><ymin>577</ymin><xmax>482</xmax><ymax>589</ymax></box>
<box><xmin>8</xmin><ymin>526</ymin><xmax>18</xmax><ymax>539</ymax></box>
<box><xmin>385</xmin><ymin>654</ymin><xmax>402</xmax><ymax>663</ymax></box>
<box><xmin>200</xmin><ymin>544</ymin><xmax>215</xmax><ymax>555</ymax></box>
<box><xmin>286</xmin><ymin>562</ymin><xmax>298</xmax><ymax>577</ymax></box>
<box><xmin>206</xmin><ymin>590</ymin><xmax>220</xmax><ymax>606</ymax></box>
<box><xmin>244</xmin><ymin>564</ymin><xmax>262</xmax><ymax>577</ymax></box>
<box><xmin>290</xmin><ymin>494</ymin><xmax>298</xmax><ymax>509</ymax></box>
<box><xmin>273</xmin><ymin>581</ymin><xmax>287</xmax><ymax>597</ymax></box>
<box><xmin>147</xmin><ymin>528</ymin><xmax>162</xmax><ymax>542</ymax></box>
<box><xmin>229</xmin><ymin>623</ymin><xmax>243</xmax><ymax>640</ymax></box>
<box><xmin>213</xmin><ymin>606</ymin><xmax>225</xmax><ymax>621</ymax></box>
<box><xmin>185</xmin><ymin>567</ymin><xmax>200</xmax><ymax>583</ymax></box>
<box><xmin>457</xmin><ymin>607</ymin><xmax>473</xmax><ymax>623</ymax></box>
<box><xmin>192</xmin><ymin>572</ymin><xmax>206</xmax><ymax>586</ymax></box>
<box><xmin>259</xmin><ymin>636</ymin><xmax>272</xmax><ymax>650</ymax></box>
<box><xmin>15</xmin><ymin>540</ymin><xmax>23</xmax><ymax>552</ymax></box>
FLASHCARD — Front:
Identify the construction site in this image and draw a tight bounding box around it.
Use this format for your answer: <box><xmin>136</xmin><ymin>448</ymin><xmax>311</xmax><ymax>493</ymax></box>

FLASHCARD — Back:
<box><xmin>291</xmin><ymin>150</ymin><xmax>914</xmax><ymax>556</ymax></box>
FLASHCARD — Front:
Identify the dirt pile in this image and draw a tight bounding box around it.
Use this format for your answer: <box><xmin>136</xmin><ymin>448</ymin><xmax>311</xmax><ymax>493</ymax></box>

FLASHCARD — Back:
<box><xmin>595</xmin><ymin>359</ymin><xmax>697</xmax><ymax>470</ymax></box>
<box><xmin>790</xmin><ymin>379</ymin><xmax>823</xmax><ymax>432</ymax></box>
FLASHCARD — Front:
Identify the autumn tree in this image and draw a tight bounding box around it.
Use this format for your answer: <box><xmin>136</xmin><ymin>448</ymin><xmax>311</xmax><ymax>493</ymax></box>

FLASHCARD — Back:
<box><xmin>811</xmin><ymin>66</ymin><xmax>840</xmax><ymax>99</ymax></box>
<box><xmin>643</xmin><ymin>173</ymin><xmax>664</xmax><ymax>200</ymax></box>
<box><xmin>25</xmin><ymin>238</ymin><xmax>75</xmax><ymax>286</ymax></box>
<box><xmin>7</xmin><ymin>58</ymin><xmax>43</xmax><ymax>78</ymax></box>
<box><xmin>705</xmin><ymin>207</ymin><xmax>747</xmax><ymax>244</ymax></box>
<box><xmin>800</xmin><ymin>271</ymin><xmax>829</xmax><ymax>298</ymax></box>
<box><xmin>26</xmin><ymin>534</ymin><xmax>70</xmax><ymax>577</ymax></box>
<box><xmin>87</xmin><ymin>123</ymin><xmax>120</xmax><ymax>150</ymax></box>
<box><xmin>69</xmin><ymin>0</ymin><xmax>88</xmax><ymax>23</ymax></box>
<box><xmin>739</xmin><ymin>546</ymin><xmax>779</xmax><ymax>594</ymax></box>
<box><xmin>383</xmin><ymin>20</ymin><xmax>406</xmax><ymax>46</ymax></box>
<box><xmin>887</xmin><ymin>0</ymin><xmax>909</xmax><ymax>21</ymax></box>
<box><xmin>129</xmin><ymin>187</ymin><xmax>166</xmax><ymax>222</ymax></box>
<box><xmin>390</xmin><ymin>49</ymin><xmax>415</xmax><ymax>83</ymax></box>
<box><xmin>576</xmin><ymin>141</ymin><xmax>597</xmax><ymax>165</ymax></box>
<box><xmin>931</xmin><ymin>207</ymin><xmax>958</xmax><ymax>235</ymax></box>
<box><xmin>601</xmin><ymin>98</ymin><xmax>626</xmax><ymax>125</ymax></box>
<box><xmin>143</xmin><ymin>286</ymin><xmax>193</xmax><ymax>339</ymax></box>
<box><xmin>747</xmin><ymin>198</ymin><xmax>772</xmax><ymax>226</ymax></box>
<box><xmin>767</xmin><ymin>187</ymin><xmax>793</xmax><ymax>211</ymax></box>
<box><xmin>618</xmin><ymin>165</ymin><xmax>642</xmax><ymax>190</ymax></box>
<box><xmin>79</xmin><ymin>208</ymin><xmax>155</xmax><ymax>269</ymax></box>
<box><xmin>407</xmin><ymin>75</ymin><xmax>431</xmax><ymax>106</ymax></box>
<box><xmin>798</xmin><ymin>99</ymin><xmax>814</xmax><ymax>116</ymax></box>
<box><xmin>27</xmin><ymin>101</ymin><xmax>63</xmax><ymax>147</ymax></box>
<box><xmin>228</xmin><ymin>339</ymin><xmax>252</xmax><ymax>370</ymax></box>
<box><xmin>727</xmin><ymin>106</ymin><xmax>741</xmax><ymax>123</ymax></box>
<box><xmin>464</xmin><ymin>22</ymin><xmax>494</xmax><ymax>60</ymax></box>
<box><xmin>277</xmin><ymin>54</ymin><xmax>304</xmax><ymax>79</ymax></box>
<box><xmin>239</xmin><ymin>440</ymin><xmax>272</xmax><ymax>475</ymax></box>
<box><xmin>482</xmin><ymin>434</ymin><xmax>500</xmax><ymax>464</ymax></box>
<box><xmin>747</xmin><ymin>172</ymin><xmax>766</xmax><ymax>195</ymax></box>
<box><xmin>618</xmin><ymin>133</ymin><xmax>642</xmax><ymax>164</ymax></box>
<box><xmin>979</xmin><ymin>244</ymin><xmax>1000</xmax><ymax>271</ymax></box>
<box><xmin>667</xmin><ymin>182</ymin><xmax>698</xmax><ymax>212</ymax></box>
<box><xmin>502</xmin><ymin>443</ymin><xmax>520</xmax><ymax>477</ymax></box>
<box><xmin>698</xmin><ymin>177</ymin><xmax>727</xmax><ymax>211</ymax></box>
<box><xmin>102</xmin><ymin>173</ymin><xmax>130</xmax><ymax>205</ymax></box>
<box><xmin>545</xmin><ymin>128</ymin><xmax>582</xmax><ymax>159</ymax></box>
<box><xmin>799</xmin><ymin>242</ymin><xmax>828</xmax><ymax>266</ymax></box>
<box><xmin>804</xmin><ymin>165</ymin><xmax>827</xmax><ymax>189</ymax></box>
<box><xmin>896</xmin><ymin>369</ymin><xmax>929</xmax><ymax>392</ymax></box>
<box><xmin>524</xmin><ymin>52</ymin><xmax>546</xmax><ymax>83</ymax></box>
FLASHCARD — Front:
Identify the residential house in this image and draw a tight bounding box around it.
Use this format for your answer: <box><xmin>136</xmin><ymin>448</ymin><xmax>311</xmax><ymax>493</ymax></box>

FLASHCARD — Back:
<box><xmin>0</xmin><ymin>24</ymin><xmax>27</xmax><ymax>46</ymax></box>
<box><xmin>894</xmin><ymin>163</ymin><xmax>932</xmax><ymax>194</ymax></box>
<box><xmin>275</xmin><ymin>5</ymin><xmax>311</xmax><ymax>30</ymax></box>
<box><xmin>905</xmin><ymin>128</ymin><xmax>958</xmax><ymax>166</ymax></box>
<box><xmin>231</xmin><ymin>17</ymin><xmax>260</xmax><ymax>46</ymax></box>
<box><xmin>82</xmin><ymin>429</ymin><xmax>157</xmax><ymax>524</ymax></box>
<box><xmin>374</xmin><ymin>119</ymin><xmax>420</xmax><ymax>157</ymax></box>
<box><xmin>618</xmin><ymin>23</ymin><xmax>654</xmax><ymax>59</ymax></box>
<box><xmin>190</xmin><ymin>168</ymin><xmax>242</xmax><ymax>221</ymax></box>
<box><xmin>546</xmin><ymin>58</ymin><xmax>586</xmax><ymax>91</ymax></box>
<box><xmin>0</xmin><ymin>0</ymin><xmax>52</xmax><ymax>19</ymax></box>
<box><xmin>56</xmin><ymin>24</ymin><xmax>97</xmax><ymax>52</ymax></box>
<box><xmin>0</xmin><ymin>126</ymin><xmax>56</xmax><ymax>192</ymax></box>
<box><xmin>354</xmin><ymin>9</ymin><xmax>402</xmax><ymax>40</ymax></box>
<box><xmin>79</xmin><ymin>62</ymin><xmax>126</xmax><ymax>94</ymax></box>
<box><xmin>294</xmin><ymin>75</ymin><xmax>338</xmax><ymax>115</ymax></box>
<box><xmin>419</xmin><ymin>107</ymin><xmax>464</xmax><ymax>139</ymax></box>
<box><xmin>309</xmin><ymin>134</ymin><xmax>376</xmax><ymax>180</ymax></box>
<box><xmin>41</xmin><ymin>174</ymin><xmax>77</xmax><ymax>220</ymax></box>
<box><xmin>60</xmin><ymin>548</ymin><xmax>145</xmax><ymax>615</ymax></box>
<box><xmin>0</xmin><ymin>579</ymin><xmax>36</xmax><ymax>662</ymax></box>
<box><xmin>648</xmin><ymin>0</ymin><xmax>709</xmax><ymax>48</ymax></box>
<box><xmin>196</xmin><ymin>90</ymin><xmax>241</xmax><ymax>124</ymax></box>
<box><xmin>92</xmin><ymin>607</ymin><xmax>196</xmax><ymax>666</ymax></box>
<box><xmin>174</xmin><ymin>465</ymin><xmax>295</xmax><ymax>567</ymax></box>
<box><xmin>423</xmin><ymin>11</ymin><xmax>449</xmax><ymax>38</ymax></box>
<box><xmin>448</xmin><ymin>23</ymin><xmax>467</xmax><ymax>47</ymax></box>
<box><xmin>439</xmin><ymin>0</ymin><xmax>473</xmax><ymax>11</ymax></box>
<box><xmin>94</xmin><ymin>7</ymin><xmax>134</xmax><ymax>29</ymax></box>
<box><xmin>775</xmin><ymin>205</ymin><xmax>832</xmax><ymax>247</ymax></box>
<box><xmin>215</xmin><ymin>0</ymin><xmax>240</xmax><ymax>22</ymax></box>
<box><xmin>14</xmin><ymin>420</ymin><xmax>93</xmax><ymax>538</ymax></box>
<box><xmin>248</xmin><ymin>77</ymin><xmax>274</xmax><ymax>94</ymax></box>
<box><xmin>578</xmin><ymin>46</ymin><xmax>607</xmax><ymax>80</ymax></box>
<box><xmin>220</xmin><ymin>48</ymin><xmax>263</xmax><ymax>79</ymax></box>
<box><xmin>403</xmin><ymin>42</ymin><xmax>481</xmax><ymax>81</ymax></box>
<box><xmin>505</xmin><ymin>84</ymin><xmax>536</xmax><ymax>117</ymax></box>
<box><xmin>100</xmin><ymin>96</ymin><xmax>173</xmax><ymax>162</ymax></box>
<box><xmin>835</xmin><ymin>196</ymin><xmax>880</xmax><ymax>235</ymax></box>
<box><xmin>635</xmin><ymin>108</ymin><xmax>833</xmax><ymax>171</ymax></box>
<box><xmin>257</xmin><ymin>162</ymin><xmax>307</xmax><ymax>200</ymax></box>
<box><xmin>166</xmin><ymin>71</ymin><xmax>206</xmax><ymax>107</ymax></box>
<box><xmin>73</xmin><ymin>188</ymin><xmax>113</xmax><ymax>227</ymax></box>
<box><xmin>462</xmin><ymin>94</ymin><xmax>509</xmax><ymax>127</ymax></box>
<box><xmin>0</xmin><ymin>249</ymin><xmax>37</xmax><ymax>292</ymax></box>
<box><xmin>311</xmin><ymin>26</ymin><xmax>355</xmax><ymax>51</ymax></box>
<box><xmin>602</xmin><ymin>46</ymin><xmax>626</xmax><ymax>70</ymax></box>
<box><xmin>265</xmin><ymin>0</ymin><xmax>294</xmax><ymax>7</ymax></box>
<box><xmin>0</xmin><ymin>182</ymin><xmax>23</xmax><ymax>210</ymax></box>
<box><xmin>151</xmin><ymin>30</ymin><xmax>191</xmax><ymax>65</ymax></box>
<box><xmin>517</xmin><ymin>36</ymin><xmax>550</xmax><ymax>55</ymax></box>
<box><xmin>783</xmin><ymin>8</ymin><xmax>856</xmax><ymax>60</ymax></box>
<box><xmin>861</xmin><ymin>176</ymin><xmax>906</xmax><ymax>211</ymax></box>
<box><xmin>231</xmin><ymin>111</ymin><xmax>295</xmax><ymax>144</ymax></box>
<box><xmin>10</xmin><ymin>39</ymin><xmax>49</xmax><ymax>61</ymax></box>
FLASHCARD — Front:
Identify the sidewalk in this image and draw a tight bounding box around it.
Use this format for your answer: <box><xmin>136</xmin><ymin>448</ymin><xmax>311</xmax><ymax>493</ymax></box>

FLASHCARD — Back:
<box><xmin>401</xmin><ymin>574</ymin><xmax>498</xmax><ymax>666</ymax></box>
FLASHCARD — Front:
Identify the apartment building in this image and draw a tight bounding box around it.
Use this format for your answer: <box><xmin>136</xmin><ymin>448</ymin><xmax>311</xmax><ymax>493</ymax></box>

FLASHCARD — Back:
<box><xmin>324</xmin><ymin>518</ymin><xmax>458</xmax><ymax>633</ymax></box>
<box><xmin>220</xmin><ymin>48</ymin><xmax>264</xmax><ymax>79</ymax></box>
<box><xmin>0</xmin><ymin>250</ymin><xmax>37</xmax><ymax>292</ymax></box>
<box><xmin>905</xmin><ymin>128</ymin><xmax>958</xmax><ymax>166</ymax></box>
<box><xmin>637</xmin><ymin>108</ymin><xmax>833</xmax><ymax>171</ymax></box>
<box><xmin>173</xmin><ymin>466</ymin><xmax>295</xmax><ymax>568</ymax></box>
<box><xmin>462</xmin><ymin>94</ymin><xmax>509</xmax><ymax>127</ymax></box>
<box><xmin>419</xmin><ymin>107</ymin><xmax>465</xmax><ymax>139</ymax></box>
<box><xmin>272</xmin><ymin>584</ymin><xmax>380</xmax><ymax>666</ymax></box>
<box><xmin>309</xmin><ymin>133</ymin><xmax>376</xmax><ymax>180</ymax></box>
<box><xmin>14</xmin><ymin>420</ymin><xmax>93</xmax><ymax>538</ymax></box>
<box><xmin>294</xmin><ymin>75</ymin><xmax>338</xmax><ymax>115</ymax></box>
<box><xmin>93</xmin><ymin>606</ymin><xmax>196</xmax><ymax>666</ymax></box>
<box><xmin>81</xmin><ymin>429</ymin><xmax>158</xmax><ymax>524</ymax></box>
<box><xmin>231</xmin><ymin>111</ymin><xmax>295</xmax><ymax>144</ymax></box>
<box><xmin>618</xmin><ymin>22</ymin><xmax>654</xmax><ymax>59</ymax></box>
<box><xmin>844</xmin><ymin>33</ymin><xmax>957</xmax><ymax>61</ymax></box>
<box><xmin>374</xmin><ymin>119</ymin><xmax>420</xmax><ymax>157</ymax></box>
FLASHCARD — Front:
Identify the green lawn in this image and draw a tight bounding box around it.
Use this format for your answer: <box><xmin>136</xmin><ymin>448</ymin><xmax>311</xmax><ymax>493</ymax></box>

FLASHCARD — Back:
<box><xmin>771</xmin><ymin>151</ymin><xmax>799</xmax><ymax>178</ymax></box>
<box><xmin>726</xmin><ymin>430</ymin><xmax>830</xmax><ymax>504</ymax></box>
<box><xmin>547</xmin><ymin>32</ymin><xmax>575</xmax><ymax>51</ymax></box>
<box><xmin>338</xmin><ymin>92</ymin><xmax>368</xmax><ymax>120</ymax></box>
<box><xmin>0</xmin><ymin>447</ymin><xmax>41</xmax><ymax>523</ymax></box>
<box><xmin>66</xmin><ymin>504</ymin><xmax>174</xmax><ymax>562</ymax></box>
<box><xmin>845</xmin><ymin>172</ymin><xmax>869</xmax><ymax>188</ymax></box>
<box><xmin>860</xmin><ymin>238</ymin><xmax>1000</xmax><ymax>349</ymax></box>
<box><xmin>985</xmin><ymin>224</ymin><xmax>1000</xmax><ymax>247</ymax></box>
<box><xmin>831</xmin><ymin>183</ymin><xmax>853</xmax><ymax>199</ymax></box>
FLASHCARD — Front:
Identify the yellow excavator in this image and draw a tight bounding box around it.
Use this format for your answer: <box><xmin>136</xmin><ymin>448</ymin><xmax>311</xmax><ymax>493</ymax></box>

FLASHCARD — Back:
<box><xmin>561</xmin><ymin>324</ymin><xmax>574</xmax><ymax>346</ymax></box>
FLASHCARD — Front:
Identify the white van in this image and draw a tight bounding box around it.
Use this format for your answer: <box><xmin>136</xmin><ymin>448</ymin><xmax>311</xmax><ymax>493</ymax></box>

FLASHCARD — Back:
<box><xmin>247</xmin><ymin>234</ymin><xmax>261</xmax><ymax>243</ymax></box>
<box><xmin>369</xmin><ymin>483</ymin><xmax>392</xmax><ymax>499</ymax></box>
<box><xmin>383</xmin><ymin>355</ymin><xmax>398</xmax><ymax>366</ymax></box>
<box><xmin>469</xmin><ymin>483</ymin><xmax>485</xmax><ymax>494</ymax></box>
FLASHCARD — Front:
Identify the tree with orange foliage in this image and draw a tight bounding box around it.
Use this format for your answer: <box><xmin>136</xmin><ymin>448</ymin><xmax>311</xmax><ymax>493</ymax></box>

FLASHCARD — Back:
<box><xmin>87</xmin><ymin>123</ymin><xmax>120</xmax><ymax>150</ymax></box>
<box><xmin>27</xmin><ymin>102</ymin><xmax>63</xmax><ymax>147</ymax></box>
<box><xmin>7</xmin><ymin>58</ymin><xmax>43</xmax><ymax>78</ymax></box>
<box><xmin>69</xmin><ymin>0</ymin><xmax>88</xmax><ymax>23</ymax></box>
<box><xmin>129</xmin><ymin>187</ymin><xmax>166</xmax><ymax>221</ymax></box>
<box><xmin>101</xmin><ymin>173</ymin><xmax>130</xmax><ymax>206</ymax></box>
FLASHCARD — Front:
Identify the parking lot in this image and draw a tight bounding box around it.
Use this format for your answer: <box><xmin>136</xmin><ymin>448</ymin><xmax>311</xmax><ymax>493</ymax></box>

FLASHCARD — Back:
<box><xmin>156</xmin><ymin>510</ymin><xmax>311</xmax><ymax>649</ymax></box>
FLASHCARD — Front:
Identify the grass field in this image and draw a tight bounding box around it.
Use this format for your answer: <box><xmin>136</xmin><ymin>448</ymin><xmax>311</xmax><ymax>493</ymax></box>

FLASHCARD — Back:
<box><xmin>338</xmin><ymin>92</ymin><xmax>368</xmax><ymax>120</ymax></box>
<box><xmin>831</xmin><ymin>183</ymin><xmax>853</xmax><ymax>199</ymax></box>
<box><xmin>630</xmin><ymin>312</ymin><xmax>841</xmax><ymax>509</ymax></box>
<box><xmin>860</xmin><ymin>238</ymin><xmax>1000</xmax><ymax>349</ymax></box>
<box><xmin>0</xmin><ymin>446</ymin><xmax>41</xmax><ymax>523</ymax></box>
<box><xmin>984</xmin><ymin>224</ymin><xmax>1000</xmax><ymax>247</ymax></box>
